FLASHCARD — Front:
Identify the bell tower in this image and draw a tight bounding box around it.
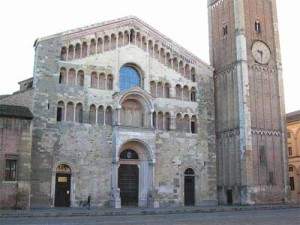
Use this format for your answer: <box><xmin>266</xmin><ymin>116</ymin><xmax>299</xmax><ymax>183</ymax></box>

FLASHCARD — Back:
<box><xmin>208</xmin><ymin>0</ymin><xmax>289</xmax><ymax>204</ymax></box>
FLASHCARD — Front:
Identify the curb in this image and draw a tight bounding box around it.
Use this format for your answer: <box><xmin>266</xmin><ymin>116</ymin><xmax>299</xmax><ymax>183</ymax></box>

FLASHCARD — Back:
<box><xmin>0</xmin><ymin>204</ymin><xmax>300</xmax><ymax>218</ymax></box>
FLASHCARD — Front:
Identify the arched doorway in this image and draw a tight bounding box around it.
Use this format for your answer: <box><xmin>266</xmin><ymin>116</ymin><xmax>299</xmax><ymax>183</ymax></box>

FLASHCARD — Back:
<box><xmin>118</xmin><ymin>150</ymin><xmax>139</xmax><ymax>206</ymax></box>
<box><xmin>184</xmin><ymin>168</ymin><xmax>195</xmax><ymax>206</ymax></box>
<box><xmin>55</xmin><ymin>164</ymin><xmax>71</xmax><ymax>207</ymax></box>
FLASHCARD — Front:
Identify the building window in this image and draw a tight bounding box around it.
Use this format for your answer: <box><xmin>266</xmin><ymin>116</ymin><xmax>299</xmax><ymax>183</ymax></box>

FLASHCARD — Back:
<box><xmin>287</xmin><ymin>132</ymin><xmax>291</xmax><ymax>138</ymax></box>
<box><xmin>222</xmin><ymin>25</ymin><xmax>228</xmax><ymax>36</ymax></box>
<box><xmin>57</xmin><ymin>101</ymin><xmax>65</xmax><ymax>122</ymax></box>
<box><xmin>289</xmin><ymin>166</ymin><xmax>294</xmax><ymax>172</ymax></box>
<box><xmin>290</xmin><ymin>177</ymin><xmax>295</xmax><ymax>191</ymax></box>
<box><xmin>268</xmin><ymin>172</ymin><xmax>275</xmax><ymax>185</ymax></box>
<box><xmin>5</xmin><ymin>159</ymin><xmax>17</xmax><ymax>181</ymax></box>
<box><xmin>119</xmin><ymin>66</ymin><xmax>141</xmax><ymax>91</ymax></box>
<box><xmin>259</xmin><ymin>145</ymin><xmax>267</xmax><ymax>165</ymax></box>
<box><xmin>288</xmin><ymin>147</ymin><xmax>293</xmax><ymax>156</ymax></box>
<box><xmin>255</xmin><ymin>20</ymin><xmax>261</xmax><ymax>33</ymax></box>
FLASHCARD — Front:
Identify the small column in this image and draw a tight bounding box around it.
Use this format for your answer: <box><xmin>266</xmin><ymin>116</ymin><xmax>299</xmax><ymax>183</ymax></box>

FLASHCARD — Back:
<box><xmin>111</xmin><ymin>162</ymin><xmax>121</xmax><ymax>208</ymax></box>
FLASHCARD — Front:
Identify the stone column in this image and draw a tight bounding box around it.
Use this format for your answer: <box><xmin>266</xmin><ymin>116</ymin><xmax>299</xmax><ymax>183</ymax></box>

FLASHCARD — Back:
<box><xmin>111</xmin><ymin>162</ymin><xmax>121</xmax><ymax>208</ymax></box>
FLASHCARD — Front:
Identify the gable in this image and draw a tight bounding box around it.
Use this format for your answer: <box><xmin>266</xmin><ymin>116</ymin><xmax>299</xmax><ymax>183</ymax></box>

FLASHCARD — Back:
<box><xmin>36</xmin><ymin>16</ymin><xmax>212</xmax><ymax>81</ymax></box>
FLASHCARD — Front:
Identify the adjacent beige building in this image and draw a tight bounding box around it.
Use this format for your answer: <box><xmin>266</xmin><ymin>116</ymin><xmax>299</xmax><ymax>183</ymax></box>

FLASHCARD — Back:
<box><xmin>287</xmin><ymin>111</ymin><xmax>300</xmax><ymax>203</ymax></box>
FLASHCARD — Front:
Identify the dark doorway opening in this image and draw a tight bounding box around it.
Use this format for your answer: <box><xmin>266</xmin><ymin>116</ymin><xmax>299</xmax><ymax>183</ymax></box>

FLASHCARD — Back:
<box><xmin>184</xmin><ymin>168</ymin><xmax>195</xmax><ymax>206</ymax></box>
<box><xmin>55</xmin><ymin>173</ymin><xmax>71</xmax><ymax>207</ymax></box>
<box><xmin>226</xmin><ymin>189</ymin><xmax>233</xmax><ymax>205</ymax></box>
<box><xmin>118</xmin><ymin>164</ymin><xmax>139</xmax><ymax>206</ymax></box>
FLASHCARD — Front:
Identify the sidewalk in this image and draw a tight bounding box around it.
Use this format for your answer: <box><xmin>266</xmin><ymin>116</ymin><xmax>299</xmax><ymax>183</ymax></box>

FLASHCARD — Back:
<box><xmin>1</xmin><ymin>204</ymin><xmax>299</xmax><ymax>218</ymax></box>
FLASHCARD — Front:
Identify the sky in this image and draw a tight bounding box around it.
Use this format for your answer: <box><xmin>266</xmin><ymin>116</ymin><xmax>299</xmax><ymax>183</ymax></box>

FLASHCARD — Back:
<box><xmin>0</xmin><ymin>0</ymin><xmax>299</xmax><ymax>113</ymax></box>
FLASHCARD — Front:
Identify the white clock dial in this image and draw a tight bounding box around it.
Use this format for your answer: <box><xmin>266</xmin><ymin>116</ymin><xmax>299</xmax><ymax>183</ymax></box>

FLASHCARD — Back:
<box><xmin>251</xmin><ymin>41</ymin><xmax>271</xmax><ymax>64</ymax></box>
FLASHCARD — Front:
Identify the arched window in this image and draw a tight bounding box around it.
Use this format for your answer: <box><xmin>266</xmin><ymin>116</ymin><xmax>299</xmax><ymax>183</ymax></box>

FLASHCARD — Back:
<box><xmin>99</xmin><ymin>73</ymin><xmax>106</xmax><ymax>90</ymax></box>
<box><xmin>68</xmin><ymin>68</ymin><xmax>76</xmax><ymax>85</ymax></box>
<box><xmin>136</xmin><ymin>32</ymin><xmax>142</xmax><ymax>47</ymax></box>
<box><xmin>191</xmin><ymin>68</ymin><xmax>196</xmax><ymax>82</ymax></box>
<box><xmin>59</xmin><ymin>67</ymin><xmax>67</xmax><ymax>84</ymax></box>
<box><xmin>160</xmin><ymin>48</ymin><xmax>165</xmax><ymax>64</ymax></box>
<box><xmin>60</xmin><ymin>47</ymin><xmax>67</xmax><ymax>60</ymax></box>
<box><xmin>157</xmin><ymin>82</ymin><xmax>163</xmax><ymax>97</ymax></box>
<box><xmin>75</xmin><ymin>103</ymin><xmax>83</xmax><ymax>123</ymax></box>
<box><xmin>119</xmin><ymin>66</ymin><xmax>141</xmax><ymax>91</ymax></box>
<box><xmin>176</xmin><ymin>84</ymin><xmax>182</xmax><ymax>100</ymax></box>
<box><xmin>164</xmin><ymin>83</ymin><xmax>170</xmax><ymax>98</ymax></box>
<box><xmin>166</xmin><ymin>53</ymin><xmax>172</xmax><ymax>68</ymax></box>
<box><xmin>120</xmin><ymin>149</ymin><xmax>139</xmax><ymax>160</ymax></box>
<box><xmin>142</xmin><ymin>36</ymin><xmax>147</xmax><ymax>51</ymax></box>
<box><xmin>104</xmin><ymin>35</ymin><xmax>110</xmax><ymax>51</ymax></box>
<box><xmin>191</xmin><ymin>87</ymin><xmax>196</xmax><ymax>102</ymax></box>
<box><xmin>185</xmin><ymin>64</ymin><xmax>190</xmax><ymax>79</ymax></box>
<box><xmin>176</xmin><ymin>113</ymin><xmax>182</xmax><ymax>131</ymax></box>
<box><xmin>165</xmin><ymin>112</ymin><xmax>171</xmax><ymax>131</ymax></box>
<box><xmin>77</xmin><ymin>70</ymin><xmax>84</xmax><ymax>87</ymax></box>
<box><xmin>90</xmin><ymin>39</ymin><xmax>96</xmax><ymax>55</ymax></box>
<box><xmin>105</xmin><ymin>106</ymin><xmax>113</xmax><ymax>126</ymax></box>
<box><xmin>157</xmin><ymin>112</ymin><xmax>164</xmax><ymax>130</ymax></box>
<box><xmin>173</xmin><ymin>58</ymin><xmax>178</xmax><ymax>72</ymax></box>
<box><xmin>153</xmin><ymin>111</ymin><xmax>157</xmax><ymax>128</ymax></box>
<box><xmin>124</xmin><ymin>31</ymin><xmax>129</xmax><ymax>45</ymax></box>
<box><xmin>66</xmin><ymin>102</ymin><xmax>74</xmax><ymax>121</ymax></box>
<box><xmin>82</xmin><ymin>42</ymin><xmax>88</xmax><ymax>57</ymax></box>
<box><xmin>118</xmin><ymin>32</ymin><xmax>124</xmax><ymax>47</ymax></box>
<box><xmin>91</xmin><ymin>72</ymin><xmax>98</xmax><ymax>89</ymax></box>
<box><xmin>191</xmin><ymin>115</ymin><xmax>197</xmax><ymax>134</ymax></box>
<box><xmin>130</xmin><ymin>29</ymin><xmax>135</xmax><ymax>44</ymax></box>
<box><xmin>111</xmin><ymin>34</ymin><xmax>117</xmax><ymax>50</ymax></box>
<box><xmin>97</xmin><ymin>106</ymin><xmax>104</xmax><ymax>125</ymax></box>
<box><xmin>89</xmin><ymin>105</ymin><xmax>96</xmax><ymax>124</ymax></box>
<box><xmin>148</xmin><ymin>40</ymin><xmax>153</xmax><ymax>56</ymax></box>
<box><xmin>154</xmin><ymin>44</ymin><xmax>159</xmax><ymax>59</ymax></box>
<box><xmin>150</xmin><ymin>81</ymin><xmax>156</xmax><ymax>97</ymax></box>
<box><xmin>183</xmin><ymin>114</ymin><xmax>190</xmax><ymax>133</ymax></box>
<box><xmin>68</xmin><ymin>45</ymin><xmax>74</xmax><ymax>60</ymax></box>
<box><xmin>97</xmin><ymin>38</ymin><xmax>103</xmax><ymax>53</ymax></box>
<box><xmin>107</xmin><ymin>74</ymin><xmax>113</xmax><ymax>90</ymax></box>
<box><xmin>183</xmin><ymin>86</ymin><xmax>189</xmax><ymax>101</ymax></box>
<box><xmin>57</xmin><ymin>101</ymin><xmax>65</xmax><ymax>122</ymax></box>
<box><xmin>179</xmin><ymin>61</ymin><xmax>184</xmax><ymax>75</ymax></box>
<box><xmin>255</xmin><ymin>20</ymin><xmax>261</xmax><ymax>33</ymax></box>
<box><xmin>75</xmin><ymin>43</ymin><xmax>81</xmax><ymax>59</ymax></box>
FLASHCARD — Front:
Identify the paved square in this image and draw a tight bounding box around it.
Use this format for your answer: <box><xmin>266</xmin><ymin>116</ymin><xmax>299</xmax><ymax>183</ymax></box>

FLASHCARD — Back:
<box><xmin>1</xmin><ymin>208</ymin><xmax>299</xmax><ymax>225</ymax></box>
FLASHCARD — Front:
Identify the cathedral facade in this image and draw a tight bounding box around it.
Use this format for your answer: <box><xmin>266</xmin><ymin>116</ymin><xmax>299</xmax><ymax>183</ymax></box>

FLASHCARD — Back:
<box><xmin>0</xmin><ymin>0</ymin><xmax>289</xmax><ymax>209</ymax></box>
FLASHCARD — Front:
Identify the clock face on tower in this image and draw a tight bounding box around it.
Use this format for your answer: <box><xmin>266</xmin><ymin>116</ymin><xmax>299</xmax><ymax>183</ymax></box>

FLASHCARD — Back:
<box><xmin>251</xmin><ymin>41</ymin><xmax>271</xmax><ymax>64</ymax></box>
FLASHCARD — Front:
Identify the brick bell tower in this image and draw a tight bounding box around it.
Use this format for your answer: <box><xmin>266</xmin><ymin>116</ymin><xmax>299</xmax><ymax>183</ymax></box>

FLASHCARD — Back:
<box><xmin>208</xmin><ymin>0</ymin><xmax>289</xmax><ymax>205</ymax></box>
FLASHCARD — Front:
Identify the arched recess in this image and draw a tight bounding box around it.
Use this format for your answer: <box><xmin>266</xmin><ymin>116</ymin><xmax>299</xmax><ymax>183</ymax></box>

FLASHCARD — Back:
<box><xmin>184</xmin><ymin>168</ymin><xmax>195</xmax><ymax>206</ymax></box>
<box><xmin>113</xmin><ymin>139</ymin><xmax>154</xmax><ymax>208</ymax></box>
<box><xmin>118</xmin><ymin>89</ymin><xmax>154</xmax><ymax>128</ymax></box>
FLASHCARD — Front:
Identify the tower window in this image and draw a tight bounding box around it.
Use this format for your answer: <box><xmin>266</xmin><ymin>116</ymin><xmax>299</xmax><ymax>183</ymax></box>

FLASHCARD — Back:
<box><xmin>288</xmin><ymin>147</ymin><xmax>293</xmax><ymax>156</ymax></box>
<box><xmin>259</xmin><ymin>145</ymin><xmax>267</xmax><ymax>165</ymax></box>
<box><xmin>255</xmin><ymin>20</ymin><xmax>261</xmax><ymax>33</ymax></box>
<box><xmin>290</xmin><ymin>177</ymin><xmax>295</xmax><ymax>191</ymax></box>
<box><xmin>222</xmin><ymin>25</ymin><xmax>228</xmax><ymax>36</ymax></box>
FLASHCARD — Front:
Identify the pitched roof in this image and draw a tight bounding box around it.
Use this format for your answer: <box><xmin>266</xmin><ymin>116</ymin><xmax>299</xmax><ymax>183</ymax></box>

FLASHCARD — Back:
<box><xmin>286</xmin><ymin>110</ymin><xmax>300</xmax><ymax>123</ymax></box>
<box><xmin>0</xmin><ymin>104</ymin><xmax>33</xmax><ymax>120</ymax></box>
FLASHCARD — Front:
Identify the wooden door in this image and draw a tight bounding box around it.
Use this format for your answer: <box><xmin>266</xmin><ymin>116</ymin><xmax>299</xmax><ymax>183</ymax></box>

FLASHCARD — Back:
<box><xmin>118</xmin><ymin>164</ymin><xmax>139</xmax><ymax>206</ymax></box>
<box><xmin>55</xmin><ymin>173</ymin><xmax>71</xmax><ymax>207</ymax></box>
